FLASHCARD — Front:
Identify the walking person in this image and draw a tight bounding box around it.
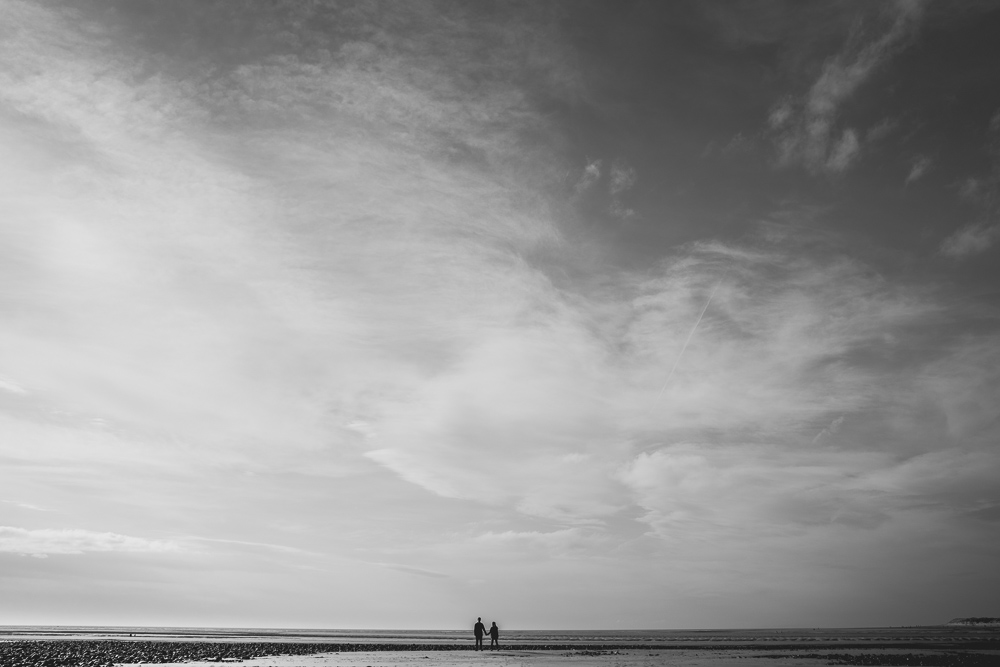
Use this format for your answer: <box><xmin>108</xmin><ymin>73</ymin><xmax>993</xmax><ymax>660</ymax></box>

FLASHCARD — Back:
<box><xmin>489</xmin><ymin>621</ymin><xmax>499</xmax><ymax>650</ymax></box>
<box><xmin>473</xmin><ymin>617</ymin><xmax>486</xmax><ymax>651</ymax></box>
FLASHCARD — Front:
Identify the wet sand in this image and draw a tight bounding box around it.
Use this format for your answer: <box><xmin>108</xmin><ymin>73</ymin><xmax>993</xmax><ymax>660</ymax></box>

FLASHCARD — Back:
<box><xmin>1</xmin><ymin>627</ymin><xmax>997</xmax><ymax>667</ymax></box>
<box><xmin>3</xmin><ymin>644</ymin><xmax>997</xmax><ymax>667</ymax></box>
<box><xmin>124</xmin><ymin>647</ymin><xmax>1000</xmax><ymax>667</ymax></box>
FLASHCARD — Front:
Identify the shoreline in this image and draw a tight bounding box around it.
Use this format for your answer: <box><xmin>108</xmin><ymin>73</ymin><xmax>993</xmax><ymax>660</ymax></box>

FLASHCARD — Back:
<box><xmin>1</xmin><ymin>640</ymin><xmax>999</xmax><ymax>667</ymax></box>
<box><xmin>3</xmin><ymin>627</ymin><xmax>998</xmax><ymax>666</ymax></box>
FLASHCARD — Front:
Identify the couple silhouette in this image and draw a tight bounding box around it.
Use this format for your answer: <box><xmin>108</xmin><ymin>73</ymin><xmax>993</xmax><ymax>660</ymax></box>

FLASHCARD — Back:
<box><xmin>473</xmin><ymin>617</ymin><xmax>499</xmax><ymax>650</ymax></box>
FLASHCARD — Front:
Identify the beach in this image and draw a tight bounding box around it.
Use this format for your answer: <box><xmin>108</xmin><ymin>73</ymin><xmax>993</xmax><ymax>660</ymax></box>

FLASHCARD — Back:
<box><xmin>1</xmin><ymin>627</ymin><xmax>997</xmax><ymax>667</ymax></box>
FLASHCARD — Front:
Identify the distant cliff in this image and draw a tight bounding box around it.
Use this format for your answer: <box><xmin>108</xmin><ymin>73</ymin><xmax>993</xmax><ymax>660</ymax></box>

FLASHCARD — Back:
<box><xmin>947</xmin><ymin>617</ymin><xmax>1000</xmax><ymax>627</ymax></box>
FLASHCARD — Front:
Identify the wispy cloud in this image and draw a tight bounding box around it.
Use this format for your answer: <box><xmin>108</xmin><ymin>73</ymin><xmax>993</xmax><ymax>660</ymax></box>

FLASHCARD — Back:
<box><xmin>769</xmin><ymin>1</ymin><xmax>925</xmax><ymax>174</ymax></box>
<box><xmin>905</xmin><ymin>155</ymin><xmax>932</xmax><ymax>185</ymax></box>
<box><xmin>377</xmin><ymin>563</ymin><xmax>451</xmax><ymax>579</ymax></box>
<box><xmin>908</xmin><ymin>335</ymin><xmax>1000</xmax><ymax>442</ymax></box>
<box><xmin>3</xmin><ymin>0</ymin><xmax>999</xmax><ymax>628</ymax></box>
<box><xmin>0</xmin><ymin>526</ymin><xmax>178</xmax><ymax>556</ymax></box>
<box><xmin>0</xmin><ymin>377</ymin><xmax>27</xmax><ymax>395</ymax></box>
<box><xmin>183</xmin><ymin>536</ymin><xmax>311</xmax><ymax>556</ymax></box>
<box><xmin>940</xmin><ymin>222</ymin><xmax>1000</xmax><ymax>258</ymax></box>
<box><xmin>812</xmin><ymin>415</ymin><xmax>846</xmax><ymax>444</ymax></box>
<box><xmin>572</xmin><ymin>156</ymin><xmax>639</xmax><ymax>220</ymax></box>
<box><xmin>363</xmin><ymin>233</ymin><xmax>935</xmax><ymax>525</ymax></box>
<box><xmin>943</xmin><ymin>109</ymin><xmax>1000</xmax><ymax>258</ymax></box>
<box><xmin>1</xmin><ymin>500</ymin><xmax>51</xmax><ymax>512</ymax></box>
<box><xmin>575</xmin><ymin>158</ymin><xmax>603</xmax><ymax>194</ymax></box>
<box><xmin>609</xmin><ymin>159</ymin><xmax>638</xmax><ymax>196</ymax></box>
<box><xmin>0</xmin><ymin>0</ymin><xmax>573</xmax><ymax>481</ymax></box>
<box><xmin>608</xmin><ymin>158</ymin><xmax>638</xmax><ymax>220</ymax></box>
<box><xmin>619</xmin><ymin>443</ymin><xmax>893</xmax><ymax>536</ymax></box>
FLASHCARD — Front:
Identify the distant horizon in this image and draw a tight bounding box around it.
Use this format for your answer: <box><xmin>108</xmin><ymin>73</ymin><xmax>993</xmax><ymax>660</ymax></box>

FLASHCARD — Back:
<box><xmin>0</xmin><ymin>622</ymin><xmax>979</xmax><ymax>631</ymax></box>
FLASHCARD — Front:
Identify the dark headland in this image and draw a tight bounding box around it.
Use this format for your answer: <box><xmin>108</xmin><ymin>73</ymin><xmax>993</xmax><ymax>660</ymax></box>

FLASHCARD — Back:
<box><xmin>947</xmin><ymin>618</ymin><xmax>1000</xmax><ymax>627</ymax></box>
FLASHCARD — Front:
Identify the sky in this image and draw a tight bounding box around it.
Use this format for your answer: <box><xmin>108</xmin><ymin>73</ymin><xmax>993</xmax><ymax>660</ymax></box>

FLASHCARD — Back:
<box><xmin>1</xmin><ymin>0</ymin><xmax>999</xmax><ymax>630</ymax></box>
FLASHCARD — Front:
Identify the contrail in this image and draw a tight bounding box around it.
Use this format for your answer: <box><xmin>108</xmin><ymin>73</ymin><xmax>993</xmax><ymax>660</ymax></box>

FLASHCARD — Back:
<box><xmin>653</xmin><ymin>276</ymin><xmax>724</xmax><ymax>405</ymax></box>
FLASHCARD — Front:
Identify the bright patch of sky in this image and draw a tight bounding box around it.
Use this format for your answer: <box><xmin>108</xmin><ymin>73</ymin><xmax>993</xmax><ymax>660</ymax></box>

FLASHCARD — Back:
<box><xmin>1</xmin><ymin>0</ymin><xmax>999</xmax><ymax>629</ymax></box>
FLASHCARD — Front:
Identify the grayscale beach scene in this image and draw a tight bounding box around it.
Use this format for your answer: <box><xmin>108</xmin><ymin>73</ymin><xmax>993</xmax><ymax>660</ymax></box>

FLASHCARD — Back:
<box><xmin>2</xmin><ymin>625</ymin><xmax>999</xmax><ymax>665</ymax></box>
<box><xmin>1</xmin><ymin>1</ymin><xmax>999</xmax><ymax>666</ymax></box>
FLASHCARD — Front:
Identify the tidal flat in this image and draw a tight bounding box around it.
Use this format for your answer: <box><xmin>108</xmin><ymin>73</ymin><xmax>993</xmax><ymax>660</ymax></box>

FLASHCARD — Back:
<box><xmin>1</xmin><ymin>627</ymin><xmax>997</xmax><ymax>667</ymax></box>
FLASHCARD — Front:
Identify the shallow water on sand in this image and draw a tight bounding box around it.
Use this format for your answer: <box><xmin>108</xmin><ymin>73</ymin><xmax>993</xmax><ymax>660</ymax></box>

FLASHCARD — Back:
<box><xmin>1</xmin><ymin>626</ymin><xmax>997</xmax><ymax>666</ymax></box>
<box><xmin>78</xmin><ymin>647</ymin><xmax>1000</xmax><ymax>667</ymax></box>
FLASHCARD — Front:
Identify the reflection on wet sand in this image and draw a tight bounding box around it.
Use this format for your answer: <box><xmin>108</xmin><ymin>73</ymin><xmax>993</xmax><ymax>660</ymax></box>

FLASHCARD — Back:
<box><xmin>0</xmin><ymin>627</ymin><xmax>996</xmax><ymax>666</ymax></box>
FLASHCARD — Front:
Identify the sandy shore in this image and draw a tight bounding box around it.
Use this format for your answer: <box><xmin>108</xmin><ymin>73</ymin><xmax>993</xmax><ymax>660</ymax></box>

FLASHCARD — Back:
<box><xmin>3</xmin><ymin>643</ymin><xmax>999</xmax><ymax>667</ymax></box>
<box><xmin>2</xmin><ymin>627</ymin><xmax>998</xmax><ymax>667</ymax></box>
<box><xmin>127</xmin><ymin>647</ymin><xmax>1000</xmax><ymax>667</ymax></box>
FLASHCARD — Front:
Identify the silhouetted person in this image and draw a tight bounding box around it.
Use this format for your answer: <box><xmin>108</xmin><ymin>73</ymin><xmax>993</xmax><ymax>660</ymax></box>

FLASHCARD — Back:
<box><xmin>474</xmin><ymin>617</ymin><xmax>486</xmax><ymax>650</ymax></box>
<box><xmin>489</xmin><ymin>621</ymin><xmax>499</xmax><ymax>649</ymax></box>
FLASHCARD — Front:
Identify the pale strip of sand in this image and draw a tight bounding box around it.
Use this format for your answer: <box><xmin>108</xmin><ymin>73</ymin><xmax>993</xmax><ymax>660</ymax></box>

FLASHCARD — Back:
<box><xmin>123</xmin><ymin>649</ymin><xmax>796</xmax><ymax>667</ymax></box>
<box><xmin>123</xmin><ymin>646</ymin><xmax>1000</xmax><ymax>667</ymax></box>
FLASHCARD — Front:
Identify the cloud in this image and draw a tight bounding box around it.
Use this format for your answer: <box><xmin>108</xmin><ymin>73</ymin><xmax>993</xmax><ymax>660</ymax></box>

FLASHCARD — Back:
<box><xmin>627</xmin><ymin>239</ymin><xmax>931</xmax><ymax>431</ymax></box>
<box><xmin>826</xmin><ymin>128</ymin><xmax>860</xmax><ymax>172</ymax></box>
<box><xmin>377</xmin><ymin>563</ymin><xmax>450</xmax><ymax>579</ymax></box>
<box><xmin>1</xmin><ymin>500</ymin><xmax>50</xmax><ymax>512</ymax></box>
<box><xmin>0</xmin><ymin>526</ymin><xmax>178</xmax><ymax>556</ymax></box>
<box><xmin>0</xmin><ymin>377</ymin><xmax>27</xmax><ymax>395</ymax></box>
<box><xmin>615</xmin><ymin>440</ymin><xmax>1000</xmax><ymax>610</ymax></box>
<box><xmin>940</xmin><ymin>222</ymin><xmax>1000</xmax><ymax>258</ymax></box>
<box><xmin>0</xmin><ymin>0</ymin><xmax>574</xmax><ymax>482</ymax></box>
<box><xmin>769</xmin><ymin>1</ymin><xmax>925</xmax><ymax>174</ymax></box>
<box><xmin>958</xmin><ymin>177</ymin><xmax>984</xmax><ymax>202</ymax></box>
<box><xmin>3</xmin><ymin>0</ymin><xmax>998</xmax><ymax>629</ymax></box>
<box><xmin>474</xmin><ymin>528</ymin><xmax>609</xmax><ymax>556</ymax></box>
<box><xmin>947</xmin><ymin>108</ymin><xmax>1000</xmax><ymax>255</ymax></box>
<box><xmin>905</xmin><ymin>155</ymin><xmax>932</xmax><ymax>185</ymax></box>
<box><xmin>363</xmin><ymin>315</ymin><xmax>631</xmax><ymax>522</ymax></box>
<box><xmin>362</xmin><ymin>234</ymin><xmax>933</xmax><ymax>524</ymax></box>
<box><xmin>574</xmin><ymin>158</ymin><xmax>602</xmax><ymax>194</ymax></box>
<box><xmin>865</xmin><ymin>118</ymin><xmax>897</xmax><ymax>143</ymax></box>
<box><xmin>618</xmin><ymin>324</ymin><xmax>1000</xmax><ymax>560</ymax></box>
<box><xmin>609</xmin><ymin>159</ymin><xmax>638</xmax><ymax>196</ymax></box>
<box><xmin>619</xmin><ymin>444</ymin><xmax>893</xmax><ymax>537</ymax></box>
<box><xmin>608</xmin><ymin>158</ymin><xmax>638</xmax><ymax>220</ymax></box>
<box><xmin>184</xmin><ymin>537</ymin><xmax>311</xmax><ymax>555</ymax></box>
<box><xmin>908</xmin><ymin>334</ymin><xmax>1000</xmax><ymax>442</ymax></box>
<box><xmin>812</xmin><ymin>415</ymin><xmax>845</xmax><ymax>444</ymax></box>
<box><xmin>572</xmin><ymin>156</ymin><xmax>638</xmax><ymax>220</ymax></box>
<box><xmin>719</xmin><ymin>132</ymin><xmax>757</xmax><ymax>158</ymax></box>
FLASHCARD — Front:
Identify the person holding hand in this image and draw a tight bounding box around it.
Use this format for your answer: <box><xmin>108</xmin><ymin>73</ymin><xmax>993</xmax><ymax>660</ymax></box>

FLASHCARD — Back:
<box><xmin>473</xmin><ymin>617</ymin><xmax>486</xmax><ymax>651</ymax></box>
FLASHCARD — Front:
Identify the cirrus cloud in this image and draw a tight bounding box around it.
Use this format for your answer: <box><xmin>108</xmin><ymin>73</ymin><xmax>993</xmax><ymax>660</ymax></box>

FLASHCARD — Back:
<box><xmin>769</xmin><ymin>1</ymin><xmax>925</xmax><ymax>174</ymax></box>
<box><xmin>0</xmin><ymin>526</ymin><xmax>178</xmax><ymax>557</ymax></box>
